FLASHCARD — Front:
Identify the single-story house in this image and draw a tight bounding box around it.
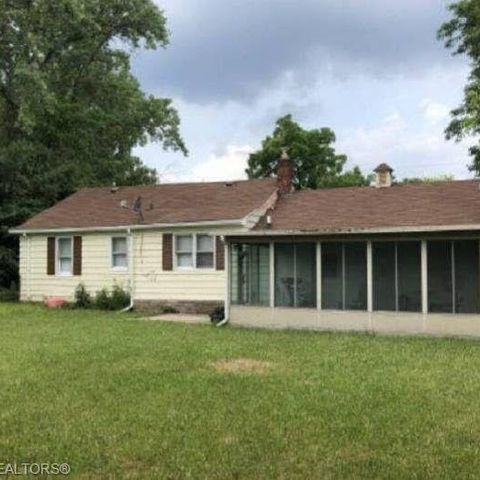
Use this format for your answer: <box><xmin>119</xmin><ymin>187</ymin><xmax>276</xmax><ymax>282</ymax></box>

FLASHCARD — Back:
<box><xmin>11</xmin><ymin>152</ymin><xmax>480</xmax><ymax>336</ymax></box>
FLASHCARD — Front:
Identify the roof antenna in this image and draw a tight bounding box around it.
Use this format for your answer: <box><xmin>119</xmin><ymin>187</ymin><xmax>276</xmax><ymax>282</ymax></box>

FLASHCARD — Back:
<box><xmin>133</xmin><ymin>195</ymin><xmax>143</xmax><ymax>220</ymax></box>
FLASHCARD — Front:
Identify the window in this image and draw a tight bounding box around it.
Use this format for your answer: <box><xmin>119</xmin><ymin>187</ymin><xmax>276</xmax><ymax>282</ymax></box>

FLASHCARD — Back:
<box><xmin>57</xmin><ymin>237</ymin><xmax>73</xmax><ymax>275</ymax></box>
<box><xmin>196</xmin><ymin>235</ymin><xmax>214</xmax><ymax>269</ymax></box>
<box><xmin>275</xmin><ymin>243</ymin><xmax>316</xmax><ymax>308</ymax></box>
<box><xmin>175</xmin><ymin>235</ymin><xmax>193</xmax><ymax>268</ymax></box>
<box><xmin>174</xmin><ymin>234</ymin><xmax>214</xmax><ymax>270</ymax></box>
<box><xmin>111</xmin><ymin>237</ymin><xmax>128</xmax><ymax>269</ymax></box>
<box><xmin>230</xmin><ymin>244</ymin><xmax>270</xmax><ymax>306</ymax></box>
<box><xmin>428</xmin><ymin>240</ymin><xmax>479</xmax><ymax>313</ymax></box>
<box><xmin>322</xmin><ymin>242</ymin><xmax>367</xmax><ymax>310</ymax></box>
<box><xmin>373</xmin><ymin>241</ymin><xmax>421</xmax><ymax>312</ymax></box>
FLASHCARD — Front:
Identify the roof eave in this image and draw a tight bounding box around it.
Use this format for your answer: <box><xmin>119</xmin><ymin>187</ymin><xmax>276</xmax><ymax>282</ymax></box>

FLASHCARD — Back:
<box><xmin>10</xmin><ymin>218</ymin><xmax>246</xmax><ymax>235</ymax></box>
<box><xmin>225</xmin><ymin>223</ymin><xmax>480</xmax><ymax>237</ymax></box>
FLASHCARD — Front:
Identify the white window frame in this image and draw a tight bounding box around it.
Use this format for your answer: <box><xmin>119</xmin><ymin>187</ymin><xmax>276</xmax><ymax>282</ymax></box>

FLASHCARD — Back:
<box><xmin>56</xmin><ymin>236</ymin><xmax>73</xmax><ymax>276</ymax></box>
<box><xmin>111</xmin><ymin>236</ymin><xmax>129</xmax><ymax>271</ymax></box>
<box><xmin>173</xmin><ymin>233</ymin><xmax>215</xmax><ymax>271</ymax></box>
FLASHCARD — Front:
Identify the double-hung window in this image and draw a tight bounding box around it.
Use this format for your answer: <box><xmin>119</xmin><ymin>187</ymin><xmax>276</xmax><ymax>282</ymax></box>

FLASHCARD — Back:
<box><xmin>175</xmin><ymin>234</ymin><xmax>214</xmax><ymax>270</ymax></box>
<box><xmin>112</xmin><ymin>237</ymin><xmax>128</xmax><ymax>269</ymax></box>
<box><xmin>57</xmin><ymin>237</ymin><xmax>73</xmax><ymax>275</ymax></box>
<box><xmin>196</xmin><ymin>235</ymin><xmax>214</xmax><ymax>268</ymax></box>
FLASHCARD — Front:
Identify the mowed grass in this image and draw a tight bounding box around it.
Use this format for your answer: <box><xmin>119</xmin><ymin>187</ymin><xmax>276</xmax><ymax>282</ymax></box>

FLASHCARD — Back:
<box><xmin>2</xmin><ymin>305</ymin><xmax>480</xmax><ymax>479</ymax></box>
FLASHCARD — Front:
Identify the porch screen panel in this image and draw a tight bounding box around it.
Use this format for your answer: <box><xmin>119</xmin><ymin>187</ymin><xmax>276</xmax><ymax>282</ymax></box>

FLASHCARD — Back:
<box><xmin>428</xmin><ymin>240</ymin><xmax>453</xmax><ymax>313</ymax></box>
<box><xmin>322</xmin><ymin>242</ymin><xmax>343</xmax><ymax>309</ymax></box>
<box><xmin>397</xmin><ymin>241</ymin><xmax>421</xmax><ymax>312</ymax></box>
<box><xmin>230</xmin><ymin>244</ymin><xmax>270</xmax><ymax>306</ymax></box>
<box><xmin>275</xmin><ymin>243</ymin><xmax>317</xmax><ymax>307</ymax></box>
<box><xmin>295</xmin><ymin>244</ymin><xmax>316</xmax><ymax>307</ymax></box>
<box><xmin>454</xmin><ymin>240</ymin><xmax>479</xmax><ymax>313</ymax></box>
<box><xmin>373</xmin><ymin>242</ymin><xmax>396</xmax><ymax>311</ymax></box>
<box><xmin>253</xmin><ymin>244</ymin><xmax>270</xmax><ymax>306</ymax></box>
<box><xmin>275</xmin><ymin>244</ymin><xmax>295</xmax><ymax>307</ymax></box>
<box><xmin>344</xmin><ymin>242</ymin><xmax>367</xmax><ymax>310</ymax></box>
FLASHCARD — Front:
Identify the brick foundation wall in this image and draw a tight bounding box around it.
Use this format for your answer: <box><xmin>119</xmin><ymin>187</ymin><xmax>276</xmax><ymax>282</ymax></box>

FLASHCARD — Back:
<box><xmin>134</xmin><ymin>300</ymin><xmax>222</xmax><ymax>315</ymax></box>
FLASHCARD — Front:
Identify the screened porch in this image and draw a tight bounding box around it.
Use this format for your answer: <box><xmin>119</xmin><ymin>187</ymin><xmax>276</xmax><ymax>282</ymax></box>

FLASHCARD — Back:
<box><xmin>227</xmin><ymin>238</ymin><xmax>480</xmax><ymax>317</ymax></box>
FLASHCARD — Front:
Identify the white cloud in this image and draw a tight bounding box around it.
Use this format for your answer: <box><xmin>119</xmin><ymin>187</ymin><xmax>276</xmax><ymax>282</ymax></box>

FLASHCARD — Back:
<box><xmin>154</xmin><ymin>144</ymin><xmax>253</xmax><ymax>183</ymax></box>
<box><xmin>420</xmin><ymin>99</ymin><xmax>451</xmax><ymax>125</ymax></box>
<box><xmin>339</xmin><ymin>112</ymin><xmax>471</xmax><ymax>179</ymax></box>
<box><xmin>190</xmin><ymin>145</ymin><xmax>252</xmax><ymax>181</ymax></box>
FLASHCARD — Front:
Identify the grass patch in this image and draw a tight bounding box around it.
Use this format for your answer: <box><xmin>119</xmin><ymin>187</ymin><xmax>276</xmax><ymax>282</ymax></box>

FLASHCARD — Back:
<box><xmin>2</xmin><ymin>303</ymin><xmax>480</xmax><ymax>478</ymax></box>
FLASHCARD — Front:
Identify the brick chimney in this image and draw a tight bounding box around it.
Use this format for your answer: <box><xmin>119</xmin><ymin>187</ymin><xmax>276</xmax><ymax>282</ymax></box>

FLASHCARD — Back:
<box><xmin>374</xmin><ymin>163</ymin><xmax>393</xmax><ymax>188</ymax></box>
<box><xmin>277</xmin><ymin>148</ymin><xmax>294</xmax><ymax>195</ymax></box>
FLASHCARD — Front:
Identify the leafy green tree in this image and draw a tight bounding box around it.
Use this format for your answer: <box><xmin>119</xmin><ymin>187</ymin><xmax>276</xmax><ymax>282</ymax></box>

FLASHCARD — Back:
<box><xmin>401</xmin><ymin>175</ymin><xmax>455</xmax><ymax>184</ymax></box>
<box><xmin>438</xmin><ymin>0</ymin><xmax>480</xmax><ymax>174</ymax></box>
<box><xmin>246</xmin><ymin>115</ymin><xmax>371</xmax><ymax>189</ymax></box>
<box><xmin>0</xmin><ymin>0</ymin><xmax>187</xmax><ymax>291</ymax></box>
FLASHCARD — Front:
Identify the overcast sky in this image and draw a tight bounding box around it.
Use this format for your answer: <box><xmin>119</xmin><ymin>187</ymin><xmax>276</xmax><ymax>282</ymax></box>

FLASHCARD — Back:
<box><xmin>132</xmin><ymin>0</ymin><xmax>472</xmax><ymax>183</ymax></box>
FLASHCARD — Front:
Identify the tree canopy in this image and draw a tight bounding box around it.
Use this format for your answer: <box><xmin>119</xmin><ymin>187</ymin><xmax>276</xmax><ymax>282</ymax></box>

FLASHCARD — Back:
<box><xmin>0</xmin><ymin>0</ymin><xmax>186</xmax><ymax>291</ymax></box>
<box><xmin>438</xmin><ymin>0</ymin><xmax>480</xmax><ymax>174</ymax></box>
<box><xmin>401</xmin><ymin>175</ymin><xmax>455</xmax><ymax>185</ymax></box>
<box><xmin>246</xmin><ymin>115</ymin><xmax>371</xmax><ymax>189</ymax></box>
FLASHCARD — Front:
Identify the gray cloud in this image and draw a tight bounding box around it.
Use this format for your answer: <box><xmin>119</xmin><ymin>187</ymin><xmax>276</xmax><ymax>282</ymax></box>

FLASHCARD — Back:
<box><xmin>133</xmin><ymin>0</ymin><xmax>457</xmax><ymax>103</ymax></box>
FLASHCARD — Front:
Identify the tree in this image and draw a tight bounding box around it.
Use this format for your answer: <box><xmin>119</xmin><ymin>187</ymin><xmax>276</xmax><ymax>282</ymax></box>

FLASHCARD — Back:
<box><xmin>246</xmin><ymin>115</ymin><xmax>371</xmax><ymax>189</ymax></box>
<box><xmin>438</xmin><ymin>0</ymin><xmax>480</xmax><ymax>174</ymax></box>
<box><xmin>0</xmin><ymin>0</ymin><xmax>187</xmax><ymax>291</ymax></box>
<box><xmin>401</xmin><ymin>175</ymin><xmax>455</xmax><ymax>184</ymax></box>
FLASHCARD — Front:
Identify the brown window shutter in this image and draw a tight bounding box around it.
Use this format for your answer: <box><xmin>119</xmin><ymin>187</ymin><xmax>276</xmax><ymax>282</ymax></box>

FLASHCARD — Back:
<box><xmin>73</xmin><ymin>236</ymin><xmax>82</xmax><ymax>276</ymax></box>
<box><xmin>215</xmin><ymin>236</ymin><xmax>225</xmax><ymax>271</ymax></box>
<box><xmin>47</xmin><ymin>237</ymin><xmax>56</xmax><ymax>275</ymax></box>
<box><xmin>162</xmin><ymin>233</ymin><xmax>173</xmax><ymax>271</ymax></box>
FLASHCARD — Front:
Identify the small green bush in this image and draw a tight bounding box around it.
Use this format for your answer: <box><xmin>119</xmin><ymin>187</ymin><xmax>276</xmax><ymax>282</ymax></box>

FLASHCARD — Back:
<box><xmin>74</xmin><ymin>283</ymin><xmax>92</xmax><ymax>309</ymax></box>
<box><xmin>94</xmin><ymin>285</ymin><xmax>131</xmax><ymax>310</ymax></box>
<box><xmin>94</xmin><ymin>288</ymin><xmax>112</xmax><ymax>310</ymax></box>
<box><xmin>0</xmin><ymin>287</ymin><xmax>19</xmax><ymax>302</ymax></box>
<box><xmin>110</xmin><ymin>284</ymin><xmax>131</xmax><ymax>310</ymax></box>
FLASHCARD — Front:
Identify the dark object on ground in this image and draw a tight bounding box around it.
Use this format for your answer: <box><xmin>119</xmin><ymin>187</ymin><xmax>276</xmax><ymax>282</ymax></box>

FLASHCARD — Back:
<box><xmin>209</xmin><ymin>306</ymin><xmax>225</xmax><ymax>324</ymax></box>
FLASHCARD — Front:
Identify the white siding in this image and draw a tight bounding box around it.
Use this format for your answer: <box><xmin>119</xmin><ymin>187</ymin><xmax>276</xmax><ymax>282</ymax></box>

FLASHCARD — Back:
<box><xmin>19</xmin><ymin>226</ymin><xmax>243</xmax><ymax>302</ymax></box>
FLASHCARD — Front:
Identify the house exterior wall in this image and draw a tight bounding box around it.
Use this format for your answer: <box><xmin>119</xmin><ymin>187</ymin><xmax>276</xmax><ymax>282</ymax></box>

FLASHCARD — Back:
<box><xmin>229</xmin><ymin>306</ymin><xmax>480</xmax><ymax>338</ymax></box>
<box><xmin>19</xmin><ymin>225</ymin><xmax>243</xmax><ymax>306</ymax></box>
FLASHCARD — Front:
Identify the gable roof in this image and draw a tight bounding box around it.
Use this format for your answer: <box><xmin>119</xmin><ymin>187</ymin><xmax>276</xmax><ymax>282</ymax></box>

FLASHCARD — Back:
<box><xmin>262</xmin><ymin>179</ymin><xmax>480</xmax><ymax>233</ymax></box>
<box><xmin>16</xmin><ymin>178</ymin><xmax>277</xmax><ymax>231</ymax></box>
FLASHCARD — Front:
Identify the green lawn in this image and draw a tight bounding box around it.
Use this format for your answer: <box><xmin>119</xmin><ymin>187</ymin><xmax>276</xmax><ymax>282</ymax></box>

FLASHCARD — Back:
<box><xmin>2</xmin><ymin>304</ymin><xmax>480</xmax><ymax>479</ymax></box>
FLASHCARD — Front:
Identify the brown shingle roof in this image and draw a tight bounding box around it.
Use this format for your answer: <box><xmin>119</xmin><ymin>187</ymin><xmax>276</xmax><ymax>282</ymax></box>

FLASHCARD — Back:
<box><xmin>266</xmin><ymin>180</ymin><xmax>480</xmax><ymax>232</ymax></box>
<box><xmin>18</xmin><ymin>178</ymin><xmax>277</xmax><ymax>230</ymax></box>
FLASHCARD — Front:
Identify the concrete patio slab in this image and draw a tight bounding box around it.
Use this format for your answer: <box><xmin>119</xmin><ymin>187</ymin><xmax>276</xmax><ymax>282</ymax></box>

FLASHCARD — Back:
<box><xmin>146</xmin><ymin>313</ymin><xmax>211</xmax><ymax>325</ymax></box>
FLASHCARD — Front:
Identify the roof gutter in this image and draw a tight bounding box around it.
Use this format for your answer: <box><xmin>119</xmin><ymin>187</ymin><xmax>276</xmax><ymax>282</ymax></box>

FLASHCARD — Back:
<box><xmin>225</xmin><ymin>224</ymin><xmax>480</xmax><ymax>237</ymax></box>
<box><xmin>9</xmin><ymin>219</ymin><xmax>245</xmax><ymax>235</ymax></box>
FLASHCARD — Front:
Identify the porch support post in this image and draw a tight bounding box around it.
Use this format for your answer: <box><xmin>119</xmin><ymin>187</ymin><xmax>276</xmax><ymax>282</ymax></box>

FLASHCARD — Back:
<box><xmin>224</xmin><ymin>241</ymin><xmax>230</xmax><ymax>320</ymax></box>
<box><xmin>367</xmin><ymin>240</ymin><xmax>373</xmax><ymax>312</ymax></box>
<box><xmin>269</xmin><ymin>241</ymin><xmax>275</xmax><ymax>308</ymax></box>
<box><xmin>316</xmin><ymin>241</ymin><xmax>322</xmax><ymax>310</ymax></box>
<box><xmin>421</xmin><ymin>240</ymin><xmax>428</xmax><ymax>314</ymax></box>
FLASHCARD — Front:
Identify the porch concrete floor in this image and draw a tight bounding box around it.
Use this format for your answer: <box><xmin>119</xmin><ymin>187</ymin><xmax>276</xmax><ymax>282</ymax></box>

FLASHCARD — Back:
<box><xmin>146</xmin><ymin>313</ymin><xmax>211</xmax><ymax>325</ymax></box>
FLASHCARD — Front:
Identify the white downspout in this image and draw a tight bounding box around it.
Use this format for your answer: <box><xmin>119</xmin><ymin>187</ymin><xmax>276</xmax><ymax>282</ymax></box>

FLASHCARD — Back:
<box><xmin>217</xmin><ymin>238</ymin><xmax>229</xmax><ymax>327</ymax></box>
<box><xmin>23</xmin><ymin>233</ymin><xmax>29</xmax><ymax>301</ymax></box>
<box><xmin>120</xmin><ymin>227</ymin><xmax>134</xmax><ymax>312</ymax></box>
